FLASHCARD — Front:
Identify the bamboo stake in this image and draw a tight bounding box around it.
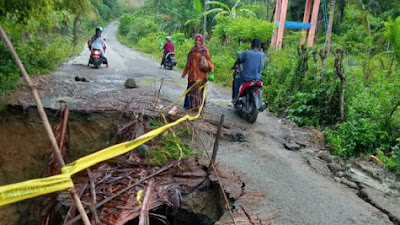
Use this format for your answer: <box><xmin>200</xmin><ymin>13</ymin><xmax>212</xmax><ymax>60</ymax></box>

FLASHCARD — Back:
<box><xmin>59</xmin><ymin>106</ymin><xmax>69</xmax><ymax>154</ymax></box>
<box><xmin>209</xmin><ymin>114</ymin><xmax>224</xmax><ymax>169</ymax></box>
<box><xmin>0</xmin><ymin>25</ymin><xmax>91</xmax><ymax>225</ymax></box>
<box><xmin>139</xmin><ymin>179</ymin><xmax>154</xmax><ymax>225</ymax></box>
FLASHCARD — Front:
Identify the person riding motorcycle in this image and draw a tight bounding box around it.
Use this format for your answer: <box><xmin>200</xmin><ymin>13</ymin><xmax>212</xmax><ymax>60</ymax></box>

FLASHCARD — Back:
<box><xmin>161</xmin><ymin>36</ymin><xmax>175</xmax><ymax>67</ymax></box>
<box><xmin>88</xmin><ymin>27</ymin><xmax>108</xmax><ymax>67</ymax></box>
<box><xmin>232</xmin><ymin>39</ymin><xmax>265</xmax><ymax>102</ymax></box>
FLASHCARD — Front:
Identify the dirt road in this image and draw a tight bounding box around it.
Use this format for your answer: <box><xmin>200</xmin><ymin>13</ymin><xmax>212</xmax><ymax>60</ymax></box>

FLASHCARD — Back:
<box><xmin>6</xmin><ymin>22</ymin><xmax>395</xmax><ymax>224</ymax></box>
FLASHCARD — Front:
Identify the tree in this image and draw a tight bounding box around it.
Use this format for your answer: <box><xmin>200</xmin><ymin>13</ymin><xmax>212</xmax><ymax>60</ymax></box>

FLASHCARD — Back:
<box><xmin>334</xmin><ymin>48</ymin><xmax>346</xmax><ymax>122</ymax></box>
<box><xmin>321</xmin><ymin>0</ymin><xmax>336</xmax><ymax>70</ymax></box>
<box><xmin>204</xmin><ymin>0</ymin><xmax>257</xmax><ymax>20</ymax></box>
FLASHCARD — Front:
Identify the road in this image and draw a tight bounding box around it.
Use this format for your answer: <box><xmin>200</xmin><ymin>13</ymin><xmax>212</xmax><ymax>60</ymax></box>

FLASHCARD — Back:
<box><xmin>8</xmin><ymin>21</ymin><xmax>393</xmax><ymax>225</ymax></box>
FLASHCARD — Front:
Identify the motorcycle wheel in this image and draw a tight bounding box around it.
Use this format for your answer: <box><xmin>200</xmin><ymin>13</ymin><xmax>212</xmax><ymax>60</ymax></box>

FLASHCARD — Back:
<box><xmin>94</xmin><ymin>58</ymin><xmax>101</xmax><ymax>68</ymax></box>
<box><xmin>245</xmin><ymin>98</ymin><xmax>258</xmax><ymax>124</ymax></box>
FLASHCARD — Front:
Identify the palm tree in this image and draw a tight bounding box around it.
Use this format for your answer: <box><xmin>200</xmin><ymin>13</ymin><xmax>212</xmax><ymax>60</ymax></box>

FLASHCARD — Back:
<box><xmin>204</xmin><ymin>0</ymin><xmax>257</xmax><ymax>20</ymax></box>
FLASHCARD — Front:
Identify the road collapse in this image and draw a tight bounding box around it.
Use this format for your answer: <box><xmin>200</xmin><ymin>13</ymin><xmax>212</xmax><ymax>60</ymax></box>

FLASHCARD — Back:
<box><xmin>38</xmin><ymin>106</ymin><xmax>275</xmax><ymax>225</ymax></box>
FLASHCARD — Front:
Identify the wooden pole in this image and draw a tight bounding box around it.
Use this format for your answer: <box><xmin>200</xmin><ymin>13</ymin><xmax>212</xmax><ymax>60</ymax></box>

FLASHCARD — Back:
<box><xmin>301</xmin><ymin>0</ymin><xmax>313</xmax><ymax>45</ymax></box>
<box><xmin>209</xmin><ymin>114</ymin><xmax>224</xmax><ymax>169</ymax></box>
<box><xmin>0</xmin><ymin>25</ymin><xmax>91</xmax><ymax>225</ymax></box>
<box><xmin>270</xmin><ymin>0</ymin><xmax>282</xmax><ymax>48</ymax></box>
<box><xmin>138</xmin><ymin>179</ymin><xmax>154</xmax><ymax>225</ymax></box>
<box><xmin>276</xmin><ymin>0</ymin><xmax>289</xmax><ymax>49</ymax></box>
<box><xmin>307</xmin><ymin>0</ymin><xmax>321</xmax><ymax>46</ymax></box>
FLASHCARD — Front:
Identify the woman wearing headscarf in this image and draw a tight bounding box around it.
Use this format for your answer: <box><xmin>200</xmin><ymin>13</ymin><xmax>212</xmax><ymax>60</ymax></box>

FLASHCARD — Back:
<box><xmin>182</xmin><ymin>34</ymin><xmax>214</xmax><ymax>109</ymax></box>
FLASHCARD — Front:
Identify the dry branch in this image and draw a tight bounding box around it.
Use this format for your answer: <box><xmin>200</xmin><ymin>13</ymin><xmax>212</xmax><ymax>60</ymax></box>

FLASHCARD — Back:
<box><xmin>66</xmin><ymin>162</ymin><xmax>177</xmax><ymax>224</ymax></box>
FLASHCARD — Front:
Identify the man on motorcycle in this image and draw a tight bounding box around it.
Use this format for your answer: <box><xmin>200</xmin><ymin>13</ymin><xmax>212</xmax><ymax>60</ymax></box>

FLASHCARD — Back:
<box><xmin>161</xmin><ymin>36</ymin><xmax>174</xmax><ymax>67</ymax></box>
<box><xmin>88</xmin><ymin>27</ymin><xmax>108</xmax><ymax>67</ymax></box>
<box><xmin>232</xmin><ymin>39</ymin><xmax>265</xmax><ymax>102</ymax></box>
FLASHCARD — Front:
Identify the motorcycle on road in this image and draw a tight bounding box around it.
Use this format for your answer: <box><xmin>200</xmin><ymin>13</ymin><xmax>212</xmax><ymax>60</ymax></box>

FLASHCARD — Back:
<box><xmin>163</xmin><ymin>52</ymin><xmax>176</xmax><ymax>70</ymax></box>
<box><xmin>88</xmin><ymin>48</ymin><xmax>104</xmax><ymax>68</ymax></box>
<box><xmin>233</xmin><ymin>67</ymin><xmax>267</xmax><ymax>124</ymax></box>
<box><xmin>88</xmin><ymin>38</ymin><xmax>107</xmax><ymax>69</ymax></box>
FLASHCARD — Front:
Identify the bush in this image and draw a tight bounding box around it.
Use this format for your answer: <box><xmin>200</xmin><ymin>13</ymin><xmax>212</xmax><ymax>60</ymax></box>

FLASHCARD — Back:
<box><xmin>214</xmin><ymin>16</ymin><xmax>274</xmax><ymax>43</ymax></box>
<box><xmin>326</xmin><ymin>119</ymin><xmax>390</xmax><ymax>158</ymax></box>
<box><xmin>119</xmin><ymin>13</ymin><xmax>160</xmax><ymax>43</ymax></box>
<box><xmin>377</xmin><ymin>141</ymin><xmax>400</xmax><ymax>176</ymax></box>
<box><xmin>137</xmin><ymin>32</ymin><xmax>166</xmax><ymax>54</ymax></box>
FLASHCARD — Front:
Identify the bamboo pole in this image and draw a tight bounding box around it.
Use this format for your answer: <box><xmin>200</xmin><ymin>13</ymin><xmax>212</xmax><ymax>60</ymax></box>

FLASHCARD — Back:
<box><xmin>0</xmin><ymin>25</ymin><xmax>91</xmax><ymax>225</ymax></box>
<box><xmin>138</xmin><ymin>179</ymin><xmax>154</xmax><ymax>225</ymax></box>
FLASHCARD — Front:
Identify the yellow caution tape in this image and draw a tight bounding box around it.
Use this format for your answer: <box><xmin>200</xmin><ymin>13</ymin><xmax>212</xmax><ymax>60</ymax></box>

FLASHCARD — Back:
<box><xmin>0</xmin><ymin>174</ymin><xmax>74</xmax><ymax>206</ymax></box>
<box><xmin>136</xmin><ymin>189</ymin><xmax>144</xmax><ymax>207</ymax></box>
<box><xmin>171</xmin><ymin>79</ymin><xmax>202</xmax><ymax>106</ymax></box>
<box><xmin>0</xmin><ymin>82</ymin><xmax>208</xmax><ymax>206</ymax></box>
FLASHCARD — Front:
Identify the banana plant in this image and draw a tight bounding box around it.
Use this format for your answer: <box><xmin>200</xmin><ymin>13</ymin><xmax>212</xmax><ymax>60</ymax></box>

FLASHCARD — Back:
<box><xmin>204</xmin><ymin>0</ymin><xmax>257</xmax><ymax>20</ymax></box>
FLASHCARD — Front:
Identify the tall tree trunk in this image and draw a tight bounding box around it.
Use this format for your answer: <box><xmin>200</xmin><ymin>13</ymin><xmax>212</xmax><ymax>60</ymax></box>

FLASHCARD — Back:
<box><xmin>203</xmin><ymin>0</ymin><xmax>208</xmax><ymax>39</ymax></box>
<box><xmin>321</xmin><ymin>0</ymin><xmax>336</xmax><ymax>69</ymax></box>
<box><xmin>334</xmin><ymin>49</ymin><xmax>346</xmax><ymax>122</ymax></box>
<box><xmin>73</xmin><ymin>16</ymin><xmax>80</xmax><ymax>47</ymax></box>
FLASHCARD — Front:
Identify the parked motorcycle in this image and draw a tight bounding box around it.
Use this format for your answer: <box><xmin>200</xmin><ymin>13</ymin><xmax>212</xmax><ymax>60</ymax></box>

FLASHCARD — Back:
<box><xmin>233</xmin><ymin>68</ymin><xmax>267</xmax><ymax>123</ymax></box>
<box><xmin>163</xmin><ymin>52</ymin><xmax>176</xmax><ymax>70</ymax></box>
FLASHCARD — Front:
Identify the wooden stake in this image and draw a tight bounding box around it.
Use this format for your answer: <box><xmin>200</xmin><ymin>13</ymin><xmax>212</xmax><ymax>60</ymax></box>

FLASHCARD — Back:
<box><xmin>139</xmin><ymin>179</ymin><xmax>154</xmax><ymax>225</ymax></box>
<box><xmin>209</xmin><ymin>114</ymin><xmax>224</xmax><ymax>169</ymax></box>
<box><xmin>0</xmin><ymin>25</ymin><xmax>91</xmax><ymax>225</ymax></box>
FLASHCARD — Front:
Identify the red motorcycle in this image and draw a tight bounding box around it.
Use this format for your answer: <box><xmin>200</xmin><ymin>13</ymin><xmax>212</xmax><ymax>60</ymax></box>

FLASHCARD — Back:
<box><xmin>88</xmin><ymin>39</ymin><xmax>107</xmax><ymax>68</ymax></box>
<box><xmin>233</xmin><ymin>67</ymin><xmax>267</xmax><ymax>123</ymax></box>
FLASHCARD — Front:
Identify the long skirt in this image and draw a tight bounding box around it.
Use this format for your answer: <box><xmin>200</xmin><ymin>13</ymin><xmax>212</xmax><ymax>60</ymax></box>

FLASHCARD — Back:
<box><xmin>184</xmin><ymin>80</ymin><xmax>207</xmax><ymax>109</ymax></box>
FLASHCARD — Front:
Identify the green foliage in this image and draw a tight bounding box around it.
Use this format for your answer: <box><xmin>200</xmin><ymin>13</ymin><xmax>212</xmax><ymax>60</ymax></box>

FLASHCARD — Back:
<box><xmin>214</xmin><ymin>16</ymin><xmax>274</xmax><ymax>42</ymax></box>
<box><xmin>149</xmin><ymin>126</ymin><xmax>195</xmax><ymax>164</ymax></box>
<box><xmin>119</xmin><ymin>14</ymin><xmax>160</xmax><ymax>43</ymax></box>
<box><xmin>385</xmin><ymin>16</ymin><xmax>400</xmax><ymax>62</ymax></box>
<box><xmin>137</xmin><ymin>32</ymin><xmax>167</xmax><ymax>54</ymax></box>
<box><xmin>204</xmin><ymin>0</ymin><xmax>257</xmax><ymax>19</ymax></box>
<box><xmin>377</xmin><ymin>140</ymin><xmax>400</xmax><ymax>176</ymax></box>
<box><xmin>326</xmin><ymin>119</ymin><xmax>390</xmax><ymax>158</ymax></box>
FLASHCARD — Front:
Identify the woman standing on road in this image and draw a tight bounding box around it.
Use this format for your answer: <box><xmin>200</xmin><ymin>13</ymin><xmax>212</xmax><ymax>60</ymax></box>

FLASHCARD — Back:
<box><xmin>182</xmin><ymin>34</ymin><xmax>214</xmax><ymax>110</ymax></box>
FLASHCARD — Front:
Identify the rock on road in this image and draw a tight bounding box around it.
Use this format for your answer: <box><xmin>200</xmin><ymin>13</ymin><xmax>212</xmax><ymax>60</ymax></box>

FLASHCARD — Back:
<box><xmin>8</xmin><ymin>21</ymin><xmax>394</xmax><ymax>225</ymax></box>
